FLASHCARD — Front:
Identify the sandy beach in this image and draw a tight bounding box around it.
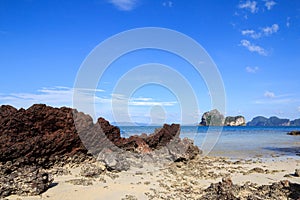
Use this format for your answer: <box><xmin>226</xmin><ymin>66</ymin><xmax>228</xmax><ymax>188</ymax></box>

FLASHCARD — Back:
<box><xmin>5</xmin><ymin>155</ymin><xmax>300</xmax><ymax>200</ymax></box>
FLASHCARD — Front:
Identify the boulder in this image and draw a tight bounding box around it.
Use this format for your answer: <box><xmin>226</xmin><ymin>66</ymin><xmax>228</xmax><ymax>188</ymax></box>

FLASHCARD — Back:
<box><xmin>287</xmin><ymin>131</ymin><xmax>300</xmax><ymax>136</ymax></box>
<box><xmin>96</xmin><ymin>148</ymin><xmax>130</xmax><ymax>172</ymax></box>
<box><xmin>224</xmin><ymin>116</ymin><xmax>246</xmax><ymax>126</ymax></box>
<box><xmin>0</xmin><ymin>164</ymin><xmax>53</xmax><ymax>197</ymax></box>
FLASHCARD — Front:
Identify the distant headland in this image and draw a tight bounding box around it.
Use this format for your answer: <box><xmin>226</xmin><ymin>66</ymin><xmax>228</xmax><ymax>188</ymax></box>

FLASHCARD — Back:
<box><xmin>199</xmin><ymin>109</ymin><xmax>300</xmax><ymax>126</ymax></box>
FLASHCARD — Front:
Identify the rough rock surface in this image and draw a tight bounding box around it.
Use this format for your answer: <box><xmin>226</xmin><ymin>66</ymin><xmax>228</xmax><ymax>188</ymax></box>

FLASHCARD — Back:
<box><xmin>224</xmin><ymin>116</ymin><xmax>246</xmax><ymax>126</ymax></box>
<box><xmin>0</xmin><ymin>104</ymin><xmax>201</xmax><ymax>197</ymax></box>
<box><xmin>202</xmin><ymin>178</ymin><xmax>300</xmax><ymax>200</ymax></box>
<box><xmin>0</xmin><ymin>164</ymin><xmax>53</xmax><ymax>197</ymax></box>
<box><xmin>0</xmin><ymin>104</ymin><xmax>88</xmax><ymax>167</ymax></box>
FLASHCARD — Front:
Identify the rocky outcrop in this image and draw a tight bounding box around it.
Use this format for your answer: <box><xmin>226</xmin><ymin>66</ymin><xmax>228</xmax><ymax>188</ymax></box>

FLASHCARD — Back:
<box><xmin>199</xmin><ymin>109</ymin><xmax>225</xmax><ymax>126</ymax></box>
<box><xmin>224</xmin><ymin>116</ymin><xmax>246</xmax><ymax>126</ymax></box>
<box><xmin>287</xmin><ymin>131</ymin><xmax>300</xmax><ymax>136</ymax></box>
<box><xmin>0</xmin><ymin>164</ymin><xmax>53</xmax><ymax>197</ymax></box>
<box><xmin>202</xmin><ymin>178</ymin><xmax>300</xmax><ymax>200</ymax></box>
<box><xmin>0</xmin><ymin>104</ymin><xmax>89</xmax><ymax>167</ymax></box>
<box><xmin>247</xmin><ymin>116</ymin><xmax>290</xmax><ymax>126</ymax></box>
<box><xmin>0</xmin><ymin>104</ymin><xmax>201</xmax><ymax>197</ymax></box>
<box><xmin>199</xmin><ymin>109</ymin><xmax>246</xmax><ymax>126</ymax></box>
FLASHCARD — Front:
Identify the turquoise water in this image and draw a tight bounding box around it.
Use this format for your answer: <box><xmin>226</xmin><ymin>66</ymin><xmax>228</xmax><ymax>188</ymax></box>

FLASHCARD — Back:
<box><xmin>119</xmin><ymin>126</ymin><xmax>300</xmax><ymax>159</ymax></box>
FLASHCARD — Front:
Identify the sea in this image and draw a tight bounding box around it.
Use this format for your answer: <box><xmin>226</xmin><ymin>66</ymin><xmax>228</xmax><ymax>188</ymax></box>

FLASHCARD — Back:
<box><xmin>119</xmin><ymin>126</ymin><xmax>300</xmax><ymax>160</ymax></box>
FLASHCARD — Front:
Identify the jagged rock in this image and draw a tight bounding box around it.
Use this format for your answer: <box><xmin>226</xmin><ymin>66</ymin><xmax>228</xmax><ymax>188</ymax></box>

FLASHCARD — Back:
<box><xmin>199</xmin><ymin>109</ymin><xmax>225</xmax><ymax>126</ymax></box>
<box><xmin>145</xmin><ymin>124</ymin><xmax>180</xmax><ymax>149</ymax></box>
<box><xmin>166</xmin><ymin>137</ymin><xmax>201</xmax><ymax>162</ymax></box>
<box><xmin>0</xmin><ymin>104</ymin><xmax>202</xmax><ymax>197</ymax></box>
<box><xmin>224</xmin><ymin>116</ymin><xmax>246</xmax><ymax>126</ymax></box>
<box><xmin>202</xmin><ymin>178</ymin><xmax>300</xmax><ymax>200</ymax></box>
<box><xmin>80</xmin><ymin>163</ymin><xmax>105</xmax><ymax>177</ymax></box>
<box><xmin>0</xmin><ymin>104</ymin><xmax>88</xmax><ymax>168</ymax></box>
<box><xmin>0</xmin><ymin>165</ymin><xmax>53</xmax><ymax>197</ymax></box>
<box><xmin>287</xmin><ymin>131</ymin><xmax>300</xmax><ymax>136</ymax></box>
<box><xmin>96</xmin><ymin>148</ymin><xmax>130</xmax><ymax>172</ymax></box>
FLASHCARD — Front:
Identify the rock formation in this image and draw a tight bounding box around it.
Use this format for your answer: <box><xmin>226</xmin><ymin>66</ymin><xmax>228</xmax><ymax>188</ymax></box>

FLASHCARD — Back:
<box><xmin>202</xmin><ymin>177</ymin><xmax>300</xmax><ymax>199</ymax></box>
<box><xmin>199</xmin><ymin>109</ymin><xmax>246</xmax><ymax>126</ymax></box>
<box><xmin>0</xmin><ymin>104</ymin><xmax>201</xmax><ymax>197</ymax></box>
<box><xmin>224</xmin><ymin>116</ymin><xmax>246</xmax><ymax>126</ymax></box>
<box><xmin>199</xmin><ymin>109</ymin><xmax>225</xmax><ymax>126</ymax></box>
<box><xmin>287</xmin><ymin>131</ymin><xmax>300</xmax><ymax>136</ymax></box>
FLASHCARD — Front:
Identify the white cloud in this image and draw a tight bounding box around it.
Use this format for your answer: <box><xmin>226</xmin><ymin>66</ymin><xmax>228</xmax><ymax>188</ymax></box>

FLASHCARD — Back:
<box><xmin>254</xmin><ymin>93</ymin><xmax>298</xmax><ymax>105</ymax></box>
<box><xmin>246</xmin><ymin>66</ymin><xmax>259</xmax><ymax>73</ymax></box>
<box><xmin>298</xmin><ymin>106</ymin><xmax>300</xmax><ymax>112</ymax></box>
<box><xmin>241</xmin><ymin>24</ymin><xmax>279</xmax><ymax>39</ymax></box>
<box><xmin>239</xmin><ymin>1</ymin><xmax>258</xmax><ymax>13</ymax></box>
<box><xmin>162</xmin><ymin>1</ymin><xmax>173</xmax><ymax>7</ymax></box>
<box><xmin>262</xmin><ymin>24</ymin><xmax>279</xmax><ymax>36</ymax></box>
<box><xmin>108</xmin><ymin>0</ymin><xmax>138</xmax><ymax>11</ymax></box>
<box><xmin>128</xmin><ymin>97</ymin><xmax>176</xmax><ymax>107</ymax></box>
<box><xmin>286</xmin><ymin>17</ymin><xmax>290</xmax><ymax>28</ymax></box>
<box><xmin>240</xmin><ymin>40</ymin><xmax>267</xmax><ymax>56</ymax></box>
<box><xmin>241</xmin><ymin>29</ymin><xmax>261</xmax><ymax>39</ymax></box>
<box><xmin>0</xmin><ymin>86</ymin><xmax>107</xmax><ymax>109</ymax></box>
<box><xmin>265</xmin><ymin>0</ymin><xmax>276</xmax><ymax>10</ymax></box>
<box><xmin>264</xmin><ymin>91</ymin><xmax>275</xmax><ymax>98</ymax></box>
<box><xmin>0</xmin><ymin>87</ymin><xmax>73</xmax><ymax>108</ymax></box>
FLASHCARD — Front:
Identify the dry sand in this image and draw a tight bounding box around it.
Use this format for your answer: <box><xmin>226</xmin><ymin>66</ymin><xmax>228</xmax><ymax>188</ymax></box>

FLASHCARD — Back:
<box><xmin>6</xmin><ymin>156</ymin><xmax>300</xmax><ymax>200</ymax></box>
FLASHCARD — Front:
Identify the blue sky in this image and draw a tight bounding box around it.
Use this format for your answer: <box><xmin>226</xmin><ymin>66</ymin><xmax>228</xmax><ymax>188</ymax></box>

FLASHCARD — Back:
<box><xmin>0</xmin><ymin>0</ymin><xmax>300</xmax><ymax>125</ymax></box>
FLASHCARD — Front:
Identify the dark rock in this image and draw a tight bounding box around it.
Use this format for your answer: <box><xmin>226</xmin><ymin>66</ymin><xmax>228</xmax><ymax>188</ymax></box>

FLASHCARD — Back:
<box><xmin>202</xmin><ymin>178</ymin><xmax>300</xmax><ymax>200</ymax></box>
<box><xmin>0</xmin><ymin>104</ymin><xmax>88</xmax><ymax>168</ymax></box>
<box><xmin>287</xmin><ymin>131</ymin><xmax>300</xmax><ymax>136</ymax></box>
<box><xmin>0</xmin><ymin>165</ymin><xmax>53</xmax><ymax>197</ymax></box>
<box><xmin>145</xmin><ymin>124</ymin><xmax>180</xmax><ymax>149</ymax></box>
<box><xmin>0</xmin><ymin>104</ymin><xmax>202</xmax><ymax>197</ymax></box>
<box><xmin>203</xmin><ymin>176</ymin><xmax>239</xmax><ymax>200</ymax></box>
